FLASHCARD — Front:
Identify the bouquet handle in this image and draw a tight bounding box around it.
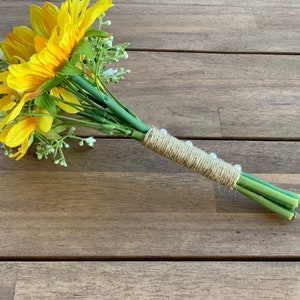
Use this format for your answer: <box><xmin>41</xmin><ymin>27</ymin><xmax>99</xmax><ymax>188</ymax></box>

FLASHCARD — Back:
<box><xmin>142</xmin><ymin>127</ymin><xmax>240</xmax><ymax>189</ymax></box>
<box><xmin>142</xmin><ymin>127</ymin><xmax>299</xmax><ymax>220</ymax></box>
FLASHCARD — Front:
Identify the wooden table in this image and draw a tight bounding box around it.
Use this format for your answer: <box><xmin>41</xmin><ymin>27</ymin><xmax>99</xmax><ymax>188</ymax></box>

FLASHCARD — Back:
<box><xmin>1</xmin><ymin>1</ymin><xmax>300</xmax><ymax>299</ymax></box>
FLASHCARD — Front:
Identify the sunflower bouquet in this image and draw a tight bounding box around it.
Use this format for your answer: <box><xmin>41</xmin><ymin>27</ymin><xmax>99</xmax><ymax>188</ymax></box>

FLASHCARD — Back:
<box><xmin>0</xmin><ymin>0</ymin><xmax>299</xmax><ymax>220</ymax></box>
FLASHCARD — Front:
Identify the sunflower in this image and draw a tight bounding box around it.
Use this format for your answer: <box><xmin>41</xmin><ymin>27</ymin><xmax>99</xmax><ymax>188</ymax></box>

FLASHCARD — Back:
<box><xmin>0</xmin><ymin>0</ymin><xmax>113</xmax><ymax>158</ymax></box>
<box><xmin>0</xmin><ymin>116</ymin><xmax>35</xmax><ymax>160</ymax></box>
<box><xmin>1</xmin><ymin>0</ymin><xmax>113</xmax><ymax>104</ymax></box>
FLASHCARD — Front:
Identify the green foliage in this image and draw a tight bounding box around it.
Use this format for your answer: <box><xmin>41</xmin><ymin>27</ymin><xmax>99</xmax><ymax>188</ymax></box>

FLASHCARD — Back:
<box><xmin>81</xmin><ymin>15</ymin><xmax>131</xmax><ymax>85</ymax></box>
<box><xmin>34</xmin><ymin>92</ymin><xmax>57</xmax><ymax>117</ymax></box>
<box><xmin>58</xmin><ymin>62</ymin><xmax>83</xmax><ymax>76</ymax></box>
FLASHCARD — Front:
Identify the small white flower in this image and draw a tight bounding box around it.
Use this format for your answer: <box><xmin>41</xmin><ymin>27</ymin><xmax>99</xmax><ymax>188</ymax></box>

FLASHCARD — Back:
<box><xmin>85</xmin><ymin>137</ymin><xmax>96</xmax><ymax>147</ymax></box>
<box><xmin>60</xmin><ymin>160</ymin><xmax>67</xmax><ymax>167</ymax></box>
<box><xmin>104</xmin><ymin>20</ymin><xmax>111</xmax><ymax>26</ymax></box>
<box><xmin>63</xmin><ymin>141</ymin><xmax>69</xmax><ymax>148</ymax></box>
<box><xmin>103</xmin><ymin>37</ymin><xmax>113</xmax><ymax>47</ymax></box>
<box><xmin>104</xmin><ymin>68</ymin><xmax>118</xmax><ymax>76</ymax></box>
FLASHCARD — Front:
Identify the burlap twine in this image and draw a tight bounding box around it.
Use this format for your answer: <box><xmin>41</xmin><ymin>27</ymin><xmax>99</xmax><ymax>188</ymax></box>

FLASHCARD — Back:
<box><xmin>142</xmin><ymin>128</ymin><xmax>241</xmax><ymax>189</ymax></box>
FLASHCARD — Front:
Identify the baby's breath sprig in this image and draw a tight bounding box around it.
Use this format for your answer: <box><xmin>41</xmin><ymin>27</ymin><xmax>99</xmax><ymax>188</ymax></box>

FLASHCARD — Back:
<box><xmin>35</xmin><ymin>127</ymin><xmax>96</xmax><ymax>167</ymax></box>
<box><xmin>82</xmin><ymin>14</ymin><xmax>131</xmax><ymax>85</ymax></box>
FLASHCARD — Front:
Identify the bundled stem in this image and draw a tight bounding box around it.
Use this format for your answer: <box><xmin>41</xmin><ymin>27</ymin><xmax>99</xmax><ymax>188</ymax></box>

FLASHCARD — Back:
<box><xmin>70</xmin><ymin>75</ymin><xmax>150</xmax><ymax>134</ymax></box>
<box><xmin>70</xmin><ymin>75</ymin><xmax>300</xmax><ymax>220</ymax></box>
<box><xmin>237</xmin><ymin>173</ymin><xmax>299</xmax><ymax>220</ymax></box>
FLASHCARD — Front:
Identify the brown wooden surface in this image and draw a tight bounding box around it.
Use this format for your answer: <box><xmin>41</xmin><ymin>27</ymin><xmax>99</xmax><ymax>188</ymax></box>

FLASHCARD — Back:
<box><xmin>1</xmin><ymin>0</ymin><xmax>300</xmax><ymax>299</ymax></box>
<box><xmin>1</xmin><ymin>262</ymin><xmax>300</xmax><ymax>300</ymax></box>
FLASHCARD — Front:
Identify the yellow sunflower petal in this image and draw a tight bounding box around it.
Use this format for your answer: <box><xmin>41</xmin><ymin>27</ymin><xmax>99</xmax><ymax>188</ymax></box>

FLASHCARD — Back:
<box><xmin>30</xmin><ymin>4</ymin><xmax>51</xmax><ymax>38</ymax></box>
<box><xmin>57</xmin><ymin>1</ymin><xmax>72</xmax><ymax>29</ymax></box>
<box><xmin>9</xmin><ymin>133</ymin><xmax>33</xmax><ymax>160</ymax></box>
<box><xmin>13</xmin><ymin>26</ymin><xmax>35</xmax><ymax>48</ymax></box>
<box><xmin>4</xmin><ymin>0</ymin><xmax>113</xmax><ymax>94</ymax></box>
<box><xmin>1</xmin><ymin>26</ymin><xmax>36</xmax><ymax>63</ymax></box>
<box><xmin>70</xmin><ymin>0</ymin><xmax>89</xmax><ymax>22</ymax></box>
<box><xmin>0</xmin><ymin>72</ymin><xmax>10</xmax><ymax>82</ymax></box>
<box><xmin>42</xmin><ymin>2</ymin><xmax>60</xmax><ymax>35</ymax></box>
<box><xmin>79</xmin><ymin>0</ymin><xmax>113</xmax><ymax>34</ymax></box>
<box><xmin>0</xmin><ymin>126</ymin><xmax>10</xmax><ymax>143</ymax></box>
<box><xmin>51</xmin><ymin>86</ymin><xmax>82</xmax><ymax>113</ymax></box>
<box><xmin>34</xmin><ymin>35</ymin><xmax>48</xmax><ymax>53</ymax></box>
<box><xmin>0</xmin><ymin>94</ymin><xmax>17</xmax><ymax>111</ymax></box>
<box><xmin>8</xmin><ymin>64</ymin><xmax>49</xmax><ymax>93</ymax></box>
<box><xmin>0</xmin><ymin>93</ymin><xmax>27</xmax><ymax>130</ymax></box>
<box><xmin>35</xmin><ymin>107</ymin><xmax>53</xmax><ymax>132</ymax></box>
<box><xmin>0</xmin><ymin>85</ymin><xmax>10</xmax><ymax>94</ymax></box>
<box><xmin>5</xmin><ymin>117</ymin><xmax>35</xmax><ymax>148</ymax></box>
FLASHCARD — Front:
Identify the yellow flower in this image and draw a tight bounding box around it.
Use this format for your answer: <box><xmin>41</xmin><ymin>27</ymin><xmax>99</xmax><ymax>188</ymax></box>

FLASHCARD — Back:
<box><xmin>1</xmin><ymin>2</ymin><xmax>59</xmax><ymax>64</ymax></box>
<box><xmin>0</xmin><ymin>0</ymin><xmax>113</xmax><ymax>160</ymax></box>
<box><xmin>50</xmin><ymin>86</ymin><xmax>82</xmax><ymax>114</ymax></box>
<box><xmin>0</xmin><ymin>78</ymin><xmax>19</xmax><ymax>113</ymax></box>
<box><xmin>0</xmin><ymin>110</ymin><xmax>53</xmax><ymax>160</ymax></box>
<box><xmin>0</xmin><ymin>116</ymin><xmax>35</xmax><ymax>160</ymax></box>
<box><xmin>0</xmin><ymin>71</ymin><xmax>52</xmax><ymax>158</ymax></box>
<box><xmin>5</xmin><ymin>0</ymin><xmax>113</xmax><ymax>94</ymax></box>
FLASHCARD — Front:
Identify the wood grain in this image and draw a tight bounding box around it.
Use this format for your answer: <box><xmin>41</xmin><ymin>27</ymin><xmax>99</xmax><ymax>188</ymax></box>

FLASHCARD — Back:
<box><xmin>0</xmin><ymin>262</ymin><xmax>299</xmax><ymax>299</ymax></box>
<box><xmin>0</xmin><ymin>169</ymin><xmax>299</xmax><ymax>258</ymax></box>
<box><xmin>1</xmin><ymin>4</ymin><xmax>300</xmax><ymax>138</ymax></box>
<box><xmin>109</xmin><ymin>1</ymin><xmax>300</xmax><ymax>53</ymax></box>
<box><xmin>0</xmin><ymin>139</ymin><xmax>299</xmax><ymax>174</ymax></box>
<box><xmin>77</xmin><ymin>51</ymin><xmax>300</xmax><ymax>138</ymax></box>
<box><xmin>0</xmin><ymin>264</ymin><xmax>17</xmax><ymax>300</ymax></box>
<box><xmin>1</xmin><ymin>212</ymin><xmax>299</xmax><ymax>258</ymax></box>
<box><xmin>0</xmin><ymin>1</ymin><xmax>299</xmax><ymax>298</ymax></box>
<box><xmin>1</xmin><ymin>1</ymin><xmax>300</xmax><ymax>53</ymax></box>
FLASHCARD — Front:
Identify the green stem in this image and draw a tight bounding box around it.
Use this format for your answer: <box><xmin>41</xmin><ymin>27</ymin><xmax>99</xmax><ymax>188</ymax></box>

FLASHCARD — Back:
<box><xmin>55</xmin><ymin>115</ymin><xmax>101</xmax><ymax>129</ymax></box>
<box><xmin>237</xmin><ymin>174</ymin><xmax>299</xmax><ymax>209</ymax></box>
<box><xmin>236</xmin><ymin>185</ymin><xmax>296</xmax><ymax>220</ymax></box>
<box><xmin>70</xmin><ymin>75</ymin><xmax>150</xmax><ymax>134</ymax></box>
<box><xmin>242</xmin><ymin>172</ymin><xmax>300</xmax><ymax>201</ymax></box>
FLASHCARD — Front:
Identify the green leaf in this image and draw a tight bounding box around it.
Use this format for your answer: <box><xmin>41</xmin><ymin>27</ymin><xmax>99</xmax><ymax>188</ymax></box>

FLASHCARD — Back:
<box><xmin>85</xmin><ymin>28</ymin><xmax>111</xmax><ymax>38</ymax></box>
<box><xmin>40</xmin><ymin>75</ymin><xmax>65</xmax><ymax>93</ymax></box>
<box><xmin>57</xmin><ymin>62</ymin><xmax>83</xmax><ymax>76</ymax></box>
<box><xmin>40</xmin><ymin>129</ymin><xmax>61</xmax><ymax>140</ymax></box>
<box><xmin>72</xmin><ymin>39</ymin><xmax>94</xmax><ymax>61</ymax></box>
<box><xmin>34</xmin><ymin>93</ymin><xmax>57</xmax><ymax>117</ymax></box>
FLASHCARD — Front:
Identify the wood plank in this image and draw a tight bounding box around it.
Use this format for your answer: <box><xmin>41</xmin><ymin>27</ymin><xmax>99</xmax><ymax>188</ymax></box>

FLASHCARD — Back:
<box><xmin>2</xmin><ymin>212</ymin><xmax>300</xmax><ymax>258</ymax></box>
<box><xmin>1</xmin><ymin>1</ymin><xmax>300</xmax><ymax>53</ymax></box>
<box><xmin>0</xmin><ymin>263</ymin><xmax>17</xmax><ymax>300</ymax></box>
<box><xmin>220</xmin><ymin>107</ymin><xmax>299</xmax><ymax>138</ymax></box>
<box><xmin>0</xmin><ymin>262</ymin><xmax>298</xmax><ymax>299</ymax></box>
<box><xmin>108</xmin><ymin>1</ymin><xmax>300</xmax><ymax>53</ymax></box>
<box><xmin>0</xmin><ymin>139</ymin><xmax>299</xmax><ymax>174</ymax></box>
<box><xmin>81</xmin><ymin>51</ymin><xmax>300</xmax><ymax>138</ymax></box>
<box><xmin>1</xmin><ymin>6</ymin><xmax>300</xmax><ymax>138</ymax></box>
<box><xmin>0</xmin><ymin>169</ymin><xmax>299</xmax><ymax>258</ymax></box>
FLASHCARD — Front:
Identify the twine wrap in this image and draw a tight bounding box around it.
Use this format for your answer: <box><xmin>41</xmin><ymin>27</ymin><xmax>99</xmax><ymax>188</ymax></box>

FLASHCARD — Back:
<box><xmin>142</xmin><ymin>128</ymin><xmax>241</xmax><ymax>189</ymax></box>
